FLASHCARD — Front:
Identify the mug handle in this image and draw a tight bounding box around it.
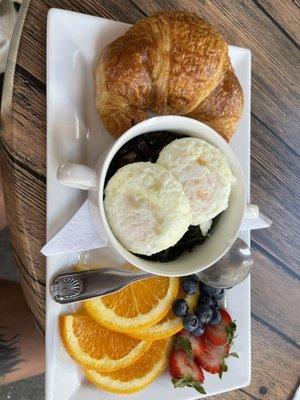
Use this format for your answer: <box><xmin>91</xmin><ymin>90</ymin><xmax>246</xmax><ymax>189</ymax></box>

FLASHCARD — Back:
<box><xmin>244</xmin><ymin>204</ymin><xmax>259</xmax><ymax>221</ymax></box>
<box><xmin>57</xmin><ymin>163</ymin><xmax>97</xmax><ymax>190</ymax></box>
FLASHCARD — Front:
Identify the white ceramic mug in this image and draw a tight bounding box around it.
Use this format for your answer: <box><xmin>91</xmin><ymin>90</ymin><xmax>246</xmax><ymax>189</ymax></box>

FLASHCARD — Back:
<box><xmin>57</xmin><ymin>116</ymin><xmax>258</xmax><ymax>277</ymax></box>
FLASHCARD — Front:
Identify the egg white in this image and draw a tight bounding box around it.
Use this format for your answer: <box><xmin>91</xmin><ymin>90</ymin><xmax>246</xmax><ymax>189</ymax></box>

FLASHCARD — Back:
<box><xmin>157</xmin><ymin>138</ymin><xmax>236</xmax><ymax>229</ymax></box>
<box><xmin>104</xmin><ymin>162</ymin><xmax>192</xmax><ymax>256</ymax></box>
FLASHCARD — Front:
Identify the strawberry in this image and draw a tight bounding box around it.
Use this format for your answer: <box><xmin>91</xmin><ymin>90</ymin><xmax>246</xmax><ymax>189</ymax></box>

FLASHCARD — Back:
<box><xmin>177</xmin><ymin>330</ymin><xmax>206</xmax><ymax>360</ymax></box>
<box><xmin>199</xmin><ymin>339</ymin><xmax>230</xmax><ymax>376</ymax></box>
<box><xmin>169</xmin><ymin>348</ymin><xmax>206</xmax><ymax>394</ymax></box>
<box><xmin>204</xmin><ymin>309</ymin><xmax>236</xmax><ymax>346</ymax></box>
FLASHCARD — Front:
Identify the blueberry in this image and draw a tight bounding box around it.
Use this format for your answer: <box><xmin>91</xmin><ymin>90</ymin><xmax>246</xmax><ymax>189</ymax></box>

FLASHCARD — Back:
<box><xmin>172</xmin><ymin>299</ymin><xmax>189</xmax><ymax>317</ymax></box>
<box><xmin>199</xmin><ymin>296</ymin><xmax>219</xmax><ymax>309</ymax></box>
<box><xmin>212</xmin><ymin>289</ymin><xmax>225</xmax><ymax>300</ymax></box>
<box><xmin>214</xmin><ymin>300</ymin><xmax>220</xmax><ymax>310</ymax></box>
<box><xmin>195</xmin><ymin>304</ymin><xmax>213</xmax><ymax>324</ymax></box>
<box><xmin>189</xmin><ymin>274</ymin><xmax>200</xmax><ymax>283</ymax></box>
<box><xmin>183</xmin><ymin>314</ymin><xmax>199</xmax><ymax>332</ymax></box>
<box><xmin>182</xmin><ymin>278</ymin><xmax>197</xmax><ymax>295</ymax></box>
<box><xmin>191</xmin><ymin>324</ymin><xmax>205</xmax><ymax>337</ymax></box>
<box><xmin>199</xmin><ymin>282</ymin><xmax>223</xmax><ymax>299</ymax></box>
<box><xmin>198</xmin><ymin>295</ymin><xmax>215</xmax><ymax>307</ymax></box>
<box><xmin>209</xmin><ymin>308</ymin><xmax>221</xmax><ymax>325</ymax></box>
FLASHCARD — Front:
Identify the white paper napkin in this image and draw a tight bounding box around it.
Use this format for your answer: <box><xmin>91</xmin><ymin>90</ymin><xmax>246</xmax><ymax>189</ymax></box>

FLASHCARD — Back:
<box><xmin>41</xmin><ymin>200</ymin><xmax>271</xmax><ymax>257</ymax></box>
<box><xmin>41</xmin><ymin>200</ymin><xmax>108</xmax><ymax>256</ymax></box>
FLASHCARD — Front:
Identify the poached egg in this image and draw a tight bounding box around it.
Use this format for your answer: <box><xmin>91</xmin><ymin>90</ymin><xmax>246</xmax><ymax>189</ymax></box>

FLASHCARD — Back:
<box><xmin>104</xmin><ymin>162</ymin><xmax>192</xmax><ymax>255</ymax></box>
<box><xmin>156</xmin><ymin>138</ymin><xmax>236</xmax><ymax>233</ymax></box>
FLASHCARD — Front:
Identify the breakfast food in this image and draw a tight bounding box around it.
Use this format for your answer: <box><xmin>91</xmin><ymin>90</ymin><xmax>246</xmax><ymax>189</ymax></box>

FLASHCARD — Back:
<box><xmin>59</xmin><ymin>272</ymin><xmax>239</xmax><ymax>394</ymax></box>
<box><xmin>104</xmin><ymin>133</ymin><xmax>235</xmax><ymax>259</ymax></box>
<box><xmin>95</xmin><ymin>11</ymin><xmax>243</xmax><ymax>141</ymax></box>
<box><xmin>157</xmin><ymin>138</ymin><xmax>236</xmax><ymax>233</ymax></box>
<box><xmin>84</xmin><ymin>276</ymin><xmax>179</xmax><ymax>332</ymax></box>
<box><xmin>129</xmin><ymin>284</ymin><xmax>199</xmax><ymax>340</ymax></box>
<box><xmin>169</xmin><ymin>326</ymin><xmax>237</xmax><ymax>393</ymax></box>
<box><xmin>59</xmin><ymin>276</ymin><xmax>181</xmax><ymax>393</ymax></box>
<box><xmin>84</xmin><ymin>338</ymin><xmax>173</xmax><ymax>394</ymax></box>
<box><xmin>104</xmin><ymin>162</ymin><xmax>192</xmax><ymax>255</ymax></box>
<box><xmin>59</xmin><ymin>313</ymin><xmax>151</xmax><ymax>371</ymax></box>
<box><xmin>167</xmin><ymin>278</ymin><xmax>238</xmax><ymax>390</ymax></box>
<box><xmin>172</xmin><ymin>277</ymin><xmax>226</xmax><ymax>336</ymax></box>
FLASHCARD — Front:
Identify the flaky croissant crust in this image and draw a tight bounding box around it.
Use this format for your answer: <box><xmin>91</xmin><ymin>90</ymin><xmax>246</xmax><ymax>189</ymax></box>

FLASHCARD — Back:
<box><xmin>95</xmin><ymin>11</ymin><xmax>243</xmax><ymax>141</ymax></box>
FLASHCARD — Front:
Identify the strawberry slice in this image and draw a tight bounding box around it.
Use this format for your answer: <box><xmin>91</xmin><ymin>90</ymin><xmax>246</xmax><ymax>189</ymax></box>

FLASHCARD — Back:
<box><xmin>199</xmin><ymin>339</ymin><xmax>230</xmax><ymax>376</ymax></box>
<box><xmin>204</xmin><ymin>309</ymin><xmax>236</xmax><ymax>346</ymax></box>
<box><xmin>177</xmin><ymin>330</ymin><xmax>206</xmax><ymax>360</ymax></box>
<box><xmin>169</xmin><ymin>349</ymin><xmax>206</xmax><ymax>394</ymax></box>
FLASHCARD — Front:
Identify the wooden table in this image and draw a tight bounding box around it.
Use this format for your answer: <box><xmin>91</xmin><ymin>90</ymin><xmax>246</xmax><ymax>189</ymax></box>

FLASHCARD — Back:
<box><xmin>0</xmin><ymin>1</ymin><xmax>299</xmax><ymax>399</ymax></box>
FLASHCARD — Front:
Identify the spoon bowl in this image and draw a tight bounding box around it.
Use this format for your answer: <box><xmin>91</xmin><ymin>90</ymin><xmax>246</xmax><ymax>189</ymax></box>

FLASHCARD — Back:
<box><xmin>198</xmin><ymin>238</ymin><xmax>253</xmax><ymax>288</ymax></box>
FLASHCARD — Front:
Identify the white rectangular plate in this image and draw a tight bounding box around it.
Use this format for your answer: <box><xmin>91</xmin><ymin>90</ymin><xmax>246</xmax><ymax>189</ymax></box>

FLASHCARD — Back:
<box><xmin>46</xmin><ymin>9</ymin><xmax>251</xmax><ymax>400</ymax></box>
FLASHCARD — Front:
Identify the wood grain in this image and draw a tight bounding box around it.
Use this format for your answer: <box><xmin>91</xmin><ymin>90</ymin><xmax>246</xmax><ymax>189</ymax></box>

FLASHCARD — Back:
<box><xmin>251</xmin><ymin>248</ymin><xmax>299</xmax><ymax>344</ymax></box>
<box><xmin>0</xmin><ymin>0</ymin><xmax>299</xmax><ymax>398</ymax></box>
<box><xmin>257</xmin><ymin>0</ymin><xmax>300</xmax><ymax>44</ymax></box>
<box><xmin>251</xmin><ymin>115</ymin><xmax>300</xmax><ymax>273</ymax></box>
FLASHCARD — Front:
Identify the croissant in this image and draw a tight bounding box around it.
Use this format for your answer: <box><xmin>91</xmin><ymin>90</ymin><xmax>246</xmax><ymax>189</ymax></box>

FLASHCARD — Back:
<box><xmin>95</xmin><ymin>11</ymin><xmax>243</xmax><ymax>141</ymax></box>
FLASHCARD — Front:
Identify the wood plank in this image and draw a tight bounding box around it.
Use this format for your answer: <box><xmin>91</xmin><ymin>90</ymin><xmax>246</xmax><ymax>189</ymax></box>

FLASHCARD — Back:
<box><xmin>2</xmin><ymin>67</ymin><xmax>46</xmax><ymax>175</ymax></box>
<box><xmin>15</xmin><ymin>0</ymin><xmax>144</xmax><ymax>83</ymax></box>
<box><xmin>251</xmin><ymin>248</ymin><xmax>299</xmax><ymax>344</ymax></box>
<box><xmin>256</xmin><ymin>0</ymin><xmax>300</xmax><ymax>44</ymax></box>
<box><xmin>210</xmin><ymin>389</ymin><xmax>256</xmax><ymax>399</ymax></box>
<box><xmin>129</xmin><ymin>0</ymin><xmax>300</xmax><ymax>151</ymax></box>
<box><xmin>244</xmin><ymin>318</ymin><xmax>300</xmax><ymax>399</ymax></box>
<box><xmin>251</xmin><ymin>115</ymin><xmax>300</xmax><ymax>273</ymax></box>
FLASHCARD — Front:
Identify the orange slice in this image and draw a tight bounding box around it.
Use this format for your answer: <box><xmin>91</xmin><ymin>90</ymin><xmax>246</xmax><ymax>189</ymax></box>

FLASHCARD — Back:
<box><xmin>59</xmin><ymin>314</ymin><xmax>152</xmax><ymax>372</ymax></box>
<box><xmin>129</xmin><ymin>285</ymin><xmax>199</xmax><ymax>340</ymax></box>
<box><xmin>84</xmin><ymin>338</ymin><xmax>173</xmax><ymax>394</ymax></box>
<box><xmin>84</xmin><ymin>277</ymin><xmax>179</xmax><ymax>333</ymax></box>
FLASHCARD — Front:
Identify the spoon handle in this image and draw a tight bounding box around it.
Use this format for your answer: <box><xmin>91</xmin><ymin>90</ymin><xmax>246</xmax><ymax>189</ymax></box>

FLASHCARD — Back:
<box><xmin>50</xmin><ymin>268</ymin><xmax>152</xmax><ymax>304</ymax></box>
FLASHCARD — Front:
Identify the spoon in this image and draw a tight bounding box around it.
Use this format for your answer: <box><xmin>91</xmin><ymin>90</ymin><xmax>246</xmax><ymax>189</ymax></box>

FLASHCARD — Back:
<box><xmin>50</xmin><ymin>238</ymin><xmax>252</xmax><ymax>304</ymax></box>
<box><xmin>50</xmin><ymin>268</ymin><xmax>152</xmax><ymax>304</ymax></box>
<box><xmin>197</xmin><ymin>238</ymin><xmax>253</xmax><ymax>289</ymax></box>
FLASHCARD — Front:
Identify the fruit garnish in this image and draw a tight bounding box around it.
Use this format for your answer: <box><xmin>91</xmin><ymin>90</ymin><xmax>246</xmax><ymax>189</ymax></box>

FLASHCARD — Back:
<box><xmin>199</xmin><ymin>282</ymin><xmax>224</xmax><ymax>300</ymax></box>
<box><xmin>172</xmin><ymin>298</ymin><xmax>189</xmax><ymax>317</ymax></box>
<box><xmin>191</xmin><ymin>324</ymin><xmax>205</xmax><ymax>337</ymax></box>
<box><xmin>129</xmin><ymin>284</ymin><xmax>199</xmax><ymax>341</ymax></box>
<box><xmin>189</xmin><ymin>274</ymin><xmax>200</xmax><ymax>283</ymax></box>
<box><xmin>169</xmin><ymin>308</ymin><xmax>238</xmax><ymax>393</ymax></box>
<box><xmin>178</xmin><ymin>330</ymin><xmax>206</xmax><ymax>360</ymax></box>
<box><xmin>172</xmin><ymin>376</ymin><xmax>206</xmax><ymax>394</ymax></box>
<box><xmin>174</xmin><ymin>335</ymin><xmax>193</xmax><ymax>359</ymax></box>
<box><xmin>182</xmin><ymin>277</ymin><xmax>198</xmax><ymax>295</ymax></box>
<box><xmin>198</xmin><ymin>338</ymin><xmax>230</xmax><ymax>375</ymax></box>
<box><xmin>198</xmin><ymin>295</ymin><xmax>217</xmax><ymax>307</ymax></box>
<box><xmin>195</xmin><ymin>304</ymin><xmax>213</xmax><ymax>324</ymax></box>
<box><xmin>209</xmin><ymin>308</ymin><xmax>221</xmax><ymax>325</ymax></box>
<box><xmin>169</xmin><ymin>349</ymin><xmax>206</xmax><ymax>394</ymax></box>
<box><xmin>59</xmin><ymin>314</ymin><xmax>151</xmax><ymax>372</ymax></box>
<box><xmin>226</xmin><ymin>321</ymin><xmax>237</xmax><ymax>343</ymax></box>
<box><xmin>84</xmin><ymin>276</ymin><xmax>179</xmax><ymax>333</ymax></box>
<box><xmin>84</xmin><ymin>338</ymin><xmax>172</xmax><ymax>394</ymax></box>
<box><xmin>183</xmin><ymin>313</ymin><xmax>199</xmax><ymax>332</ymax></box>
<box><xmin>213</xmin><ymin>288</ymin><xmax>225</xmax><ymax>300</ymax></box>
<box><xmin>204</xmin><ymin>309</ymin><xmax>233</xmax><ymax>345</ymax></box>
<box><xmin>218</xmin><ymin>351</ymin><xmax>239</xmax><ymax>379</ymax></box>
